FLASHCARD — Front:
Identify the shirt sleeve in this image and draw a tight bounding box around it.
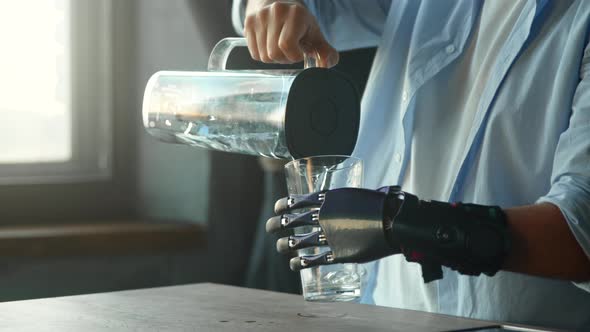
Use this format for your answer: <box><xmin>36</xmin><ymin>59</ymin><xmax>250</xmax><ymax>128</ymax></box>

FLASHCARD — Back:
<box><xmin>232</xmin><ymin>0</ymin><xmax>392</xmax><ymax>50</ymax></box>
<box><xmin>302</xmin><ymin>0</ymin><xmax>391</xmax><ymax>50</ymax></box>
<box><xmin>537</xmin><ymin>42</ymin><xmax>590</xmax><ymax>292</ymax></box>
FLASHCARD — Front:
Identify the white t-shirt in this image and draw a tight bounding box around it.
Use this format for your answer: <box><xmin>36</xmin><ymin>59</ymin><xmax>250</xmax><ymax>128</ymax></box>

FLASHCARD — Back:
<box><xmin>373</xmin><ymin>0</ymin><xmax>527</xmax><ymax>311</ymax></box>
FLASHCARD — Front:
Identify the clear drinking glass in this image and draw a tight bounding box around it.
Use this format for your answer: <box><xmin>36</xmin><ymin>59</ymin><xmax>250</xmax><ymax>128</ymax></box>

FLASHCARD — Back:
<box><xmin>284</xmin><ymin>155</ymin><xmax>363</xmax><ymax>302</ymax></box>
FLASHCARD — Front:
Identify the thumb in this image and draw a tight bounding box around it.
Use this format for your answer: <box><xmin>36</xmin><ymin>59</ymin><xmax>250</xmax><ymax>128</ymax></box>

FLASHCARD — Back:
<box><xmin>314</xmin><ymin>41</ymin><xmax>339</xmax><ymax>68</ymax></box>
<box><xmin>302</xmin><ymin>28</ymin><xmax>339</xmax><ymax>68</ymax></box>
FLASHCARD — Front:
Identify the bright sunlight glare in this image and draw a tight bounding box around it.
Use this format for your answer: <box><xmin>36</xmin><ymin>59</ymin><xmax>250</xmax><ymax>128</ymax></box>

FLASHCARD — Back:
<box><xmin>0</xmin><ymin>0</ymin><xmax>71</xmax><ymax>163</ymax></box>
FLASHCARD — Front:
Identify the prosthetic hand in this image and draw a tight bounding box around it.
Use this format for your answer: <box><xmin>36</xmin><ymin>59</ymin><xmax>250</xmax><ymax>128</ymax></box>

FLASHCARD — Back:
<box><xmin>266</xmin><ymin>186</ymin><xmax>510</xmax><ymax>282</ymax></box>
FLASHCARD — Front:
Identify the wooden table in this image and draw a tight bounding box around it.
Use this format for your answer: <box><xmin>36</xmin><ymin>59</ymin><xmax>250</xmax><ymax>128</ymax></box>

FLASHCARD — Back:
<box><xmin>0</xmin><ymin>283</ymin><xmax>548</xmax><ymax>331</ymax></box>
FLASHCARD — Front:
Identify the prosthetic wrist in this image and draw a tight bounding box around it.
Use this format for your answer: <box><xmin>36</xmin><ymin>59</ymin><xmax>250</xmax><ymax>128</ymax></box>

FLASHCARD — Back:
<box><xmin>380</xmin><ymin>186</ymin><xmax>511</xmax><ymax>282</ymax></box>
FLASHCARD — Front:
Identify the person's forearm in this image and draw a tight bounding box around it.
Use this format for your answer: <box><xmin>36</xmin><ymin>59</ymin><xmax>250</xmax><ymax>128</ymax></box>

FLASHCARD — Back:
<box><xmin>503</xmin><ymin>203</ymin><xmax>590</xmax><ymax>282</ymax></box>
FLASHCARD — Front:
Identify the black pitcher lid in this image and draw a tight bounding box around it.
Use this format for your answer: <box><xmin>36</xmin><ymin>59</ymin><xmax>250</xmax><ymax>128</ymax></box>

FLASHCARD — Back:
<box><xmin>285</xmin><ymin>68</ymin><xmax>360</xmax><ymax>159</ymax></box>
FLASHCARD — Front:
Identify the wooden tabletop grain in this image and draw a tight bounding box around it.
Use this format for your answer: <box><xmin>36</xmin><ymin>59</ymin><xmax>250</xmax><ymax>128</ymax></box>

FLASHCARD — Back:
<box><xmin>0</xmin><ymin>283</ymin><xmax>516</xmax><ymax>331</ymax></box>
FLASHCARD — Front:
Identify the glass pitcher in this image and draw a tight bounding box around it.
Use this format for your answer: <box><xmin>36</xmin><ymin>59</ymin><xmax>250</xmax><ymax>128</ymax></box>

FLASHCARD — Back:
<box><xmin>142</xmin><ymin>38</ymin><xmax>360</xmax><ymax>159</ymax></box>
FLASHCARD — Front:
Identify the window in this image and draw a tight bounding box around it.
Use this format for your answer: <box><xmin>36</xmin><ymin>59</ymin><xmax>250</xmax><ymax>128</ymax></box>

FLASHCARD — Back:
<box><xmin>0</xmin><ymin>0</ymin><xmax>112</xmax><ymax>184</ymax></box>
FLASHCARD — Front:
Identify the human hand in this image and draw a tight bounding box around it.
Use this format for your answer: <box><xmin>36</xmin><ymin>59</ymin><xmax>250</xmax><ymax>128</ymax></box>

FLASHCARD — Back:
<box><xmin>244</xmin><ymin>1</ymin><xmax>339</xmax><ymax>67</ymax></box>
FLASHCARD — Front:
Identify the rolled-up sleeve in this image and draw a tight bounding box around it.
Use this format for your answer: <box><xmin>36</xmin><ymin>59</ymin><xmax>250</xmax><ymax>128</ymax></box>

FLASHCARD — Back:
<box><xmin>232</xmin><ymin>0</ymin><xmax>391</xmax><ymax>50</ymax></box>
<box><xmin>537</xmin><ymin>43</ymin><xmax>590</xmax><ymax>292</ymax></box>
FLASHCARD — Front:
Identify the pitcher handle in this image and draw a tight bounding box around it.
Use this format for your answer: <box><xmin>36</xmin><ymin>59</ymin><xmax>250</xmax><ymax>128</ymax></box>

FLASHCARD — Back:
<box><xmin>208</xmin><ymin>37</ymin><xmax>319</xmax><ymax>71</ymax></box>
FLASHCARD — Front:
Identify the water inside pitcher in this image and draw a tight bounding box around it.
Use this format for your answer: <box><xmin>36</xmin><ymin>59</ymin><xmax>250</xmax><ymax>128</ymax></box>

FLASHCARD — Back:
<box><xmin>144</xmin><ymin>70</ymin><xmax>295</xmax><ymax>158</ymax></box>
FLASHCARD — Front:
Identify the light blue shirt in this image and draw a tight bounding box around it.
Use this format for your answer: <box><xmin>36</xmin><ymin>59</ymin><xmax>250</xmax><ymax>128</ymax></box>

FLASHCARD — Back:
<box><xmin>303</xmin><ymin>0</ymin><xmax>590</xmax><ymax>330</ymax></box>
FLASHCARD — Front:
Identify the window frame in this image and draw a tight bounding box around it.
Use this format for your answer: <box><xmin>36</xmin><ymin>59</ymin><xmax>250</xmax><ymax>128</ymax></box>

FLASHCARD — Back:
<box><xmin>0</xmin><ymin>0</ymin><xmax>136</xmax><ymax>224</ymax></box>
<box><xmin>0</xmin><ymin>0</ymin><xmax>113</xmax><ymax>185</ymax></box>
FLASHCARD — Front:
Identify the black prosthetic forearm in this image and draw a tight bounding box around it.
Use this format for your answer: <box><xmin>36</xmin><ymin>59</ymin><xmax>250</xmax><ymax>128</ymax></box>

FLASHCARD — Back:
<box><xmin>381</xmin><ymin>187</ymin><xmax>510</xmax><ymax>283</ymax></box>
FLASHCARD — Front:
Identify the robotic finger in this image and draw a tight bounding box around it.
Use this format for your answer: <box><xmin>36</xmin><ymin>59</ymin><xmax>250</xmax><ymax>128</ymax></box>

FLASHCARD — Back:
<box><xmin>289</xmin><ymin>251</ymin><xmax>335</xmax><ymax>271</ymax></box>
<box><xmin>266</xmin><ymin>209</ymin><xmax>320</xmax><ymax>233</ymax></box>
<box><xmin>274</xmin><ymin>192</ymin><xmax>326</xmax><ymax>214</ymax></box>
<box><xmin>276</xmin><ymin>231</ymin><xmax>328</xmax><ymax>254</ymax></box>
